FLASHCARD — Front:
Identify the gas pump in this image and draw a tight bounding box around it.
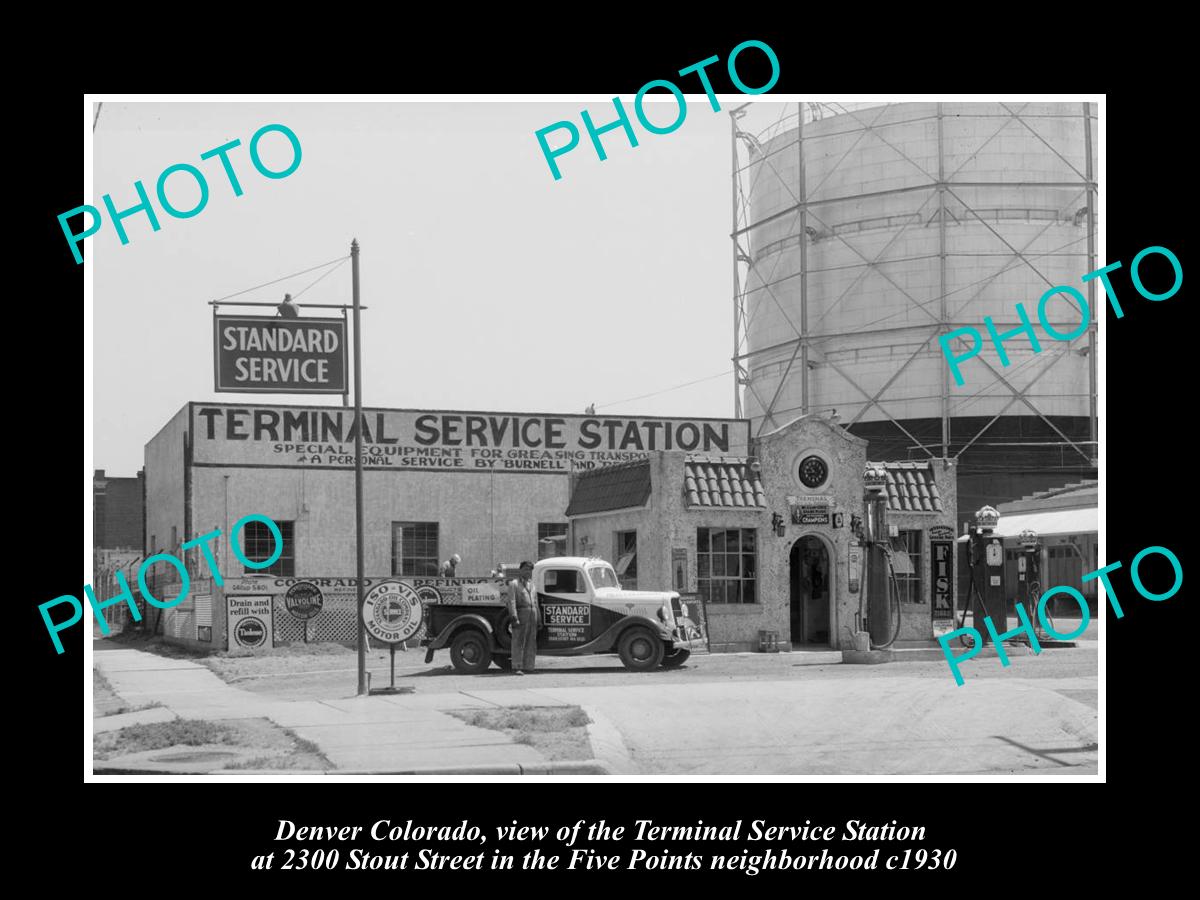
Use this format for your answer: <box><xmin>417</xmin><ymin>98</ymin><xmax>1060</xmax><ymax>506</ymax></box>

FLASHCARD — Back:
<box><xmin>1018</xmin><ymin>528</ymin><xmax>1044</xmax><ymax>641</ymax></box>
<box><xmin>858</xmin><ymin>466</ymin><xmax>901</xmax><ymax>649</ymax></box>
<box><xmin>969</xmin><ymin>505</ymin><xmax>1005</xmax><ymax>645</ymax></box>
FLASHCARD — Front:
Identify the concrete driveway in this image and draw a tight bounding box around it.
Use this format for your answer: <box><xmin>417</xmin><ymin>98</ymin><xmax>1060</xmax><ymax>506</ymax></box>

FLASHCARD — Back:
<box><xmin>531</xmin><ymin>674</ymin><xmax>1097</xmax><ymax>775</ymax></box>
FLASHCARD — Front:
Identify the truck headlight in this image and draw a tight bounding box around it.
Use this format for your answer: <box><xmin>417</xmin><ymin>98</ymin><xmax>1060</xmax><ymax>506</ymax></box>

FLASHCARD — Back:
<box><xmin>657</xmin><ymin>603</ymin><xmax>671</xmax><ymax>623</ymax></box>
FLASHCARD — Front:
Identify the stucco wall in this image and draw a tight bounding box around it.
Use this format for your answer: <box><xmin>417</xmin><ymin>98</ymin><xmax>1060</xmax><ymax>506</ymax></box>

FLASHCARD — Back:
<box><xmin>191</xmin><ymin>466</ymin><xmax>572</xmax><ymax>581</ymax></box>
<box><xmin>753</xmin><ymin>416</ymin><xmax>870</xmax><ymax>651</ymax></box>
<box><xmin>885</xmin><ymin>458</ymin><xmax>959</xmax><ymax>643</ymax></box>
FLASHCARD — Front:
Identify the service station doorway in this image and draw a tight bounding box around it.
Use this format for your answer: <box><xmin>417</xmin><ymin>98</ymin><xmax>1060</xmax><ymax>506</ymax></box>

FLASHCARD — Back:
<box><xmin>790</xmin><ymin>535</ymin><xmax>832</xmax><ymax>647</ymax></box>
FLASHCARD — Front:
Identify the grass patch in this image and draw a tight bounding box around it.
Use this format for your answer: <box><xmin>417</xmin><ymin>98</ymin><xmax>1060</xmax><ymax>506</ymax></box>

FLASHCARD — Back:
<box><xmin>103</xmin><ymin>632</ymin><xmax>406</xmax><ymax>687</ymax></box>
<box><xmin>108</xmin><ymin>630</ymin><xmax>209</xmax><ymax>660</ymax></box>
<box><xmin>93</xmin><ymin>668</ymin><xmax>165</xmax><ymax>717</ymax></box>
<box><xmin>94</xmin><ymin>717</ymin><xmax>333</xmax><ymax>770</ymax></box>
<box><xmin>223</xmin><ymin>730</ymin><xmax>331</xmax><ymax>770</ymax></box>
<box><xmin>95</xmin><ymin>719</ymin><xmax>239</xmax><ymax>759</ymax></box>
<box><xmin>93</xmin><ymin>668</ymin><xmax>128</xmax><ymax>716</ymax></box>
<box><xmin>206</xmin><ymin>642</ymin><xmax>399</xmax><ymax>682</ymax></box>
<box><xmin>447</xmin><ymin>706</ymin><xmax>593</xmax><ymax>761</ymax></box>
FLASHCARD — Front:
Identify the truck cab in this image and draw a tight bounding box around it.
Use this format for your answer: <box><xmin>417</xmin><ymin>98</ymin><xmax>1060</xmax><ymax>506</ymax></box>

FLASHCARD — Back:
<box><xmin>422</xmin><ymin>557</ymin><xmax>705</xmax><ymax>674</ymax></box>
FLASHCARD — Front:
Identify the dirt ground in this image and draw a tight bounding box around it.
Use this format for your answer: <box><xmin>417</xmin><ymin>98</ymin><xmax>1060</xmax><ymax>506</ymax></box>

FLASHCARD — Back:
<box><xmin>112</xmin><ymin>615</ymin><xmax>1099</xmax><ymax>703</ymax></box>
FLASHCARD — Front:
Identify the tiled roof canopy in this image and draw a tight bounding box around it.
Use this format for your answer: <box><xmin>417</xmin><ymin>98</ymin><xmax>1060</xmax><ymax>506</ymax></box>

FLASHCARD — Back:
<box><xmin>685</xmin><ymin>456</ymin><xmax>767</xmax><ymax>509</ymax></box>
<box><xmin>565</xmin><ymin>459</ymin><xmax>652</xmax><ymax>517</ymax></box>
<box><xmin>869</xmin><ymin>461</ymin><xmax>943</xmax><ymax>513</ymax></box>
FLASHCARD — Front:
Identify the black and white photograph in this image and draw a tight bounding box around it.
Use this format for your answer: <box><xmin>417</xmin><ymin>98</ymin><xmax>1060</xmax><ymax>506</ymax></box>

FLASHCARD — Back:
<box><xmin>80</xmin><ymin>95</ymin><xmax>1108</xmax><ymax>781</ymax></box>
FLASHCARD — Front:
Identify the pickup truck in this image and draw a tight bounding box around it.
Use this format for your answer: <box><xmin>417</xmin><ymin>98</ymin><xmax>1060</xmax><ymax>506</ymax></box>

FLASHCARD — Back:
<box><xmin>421</xmin><ymin>556</ymin><xmax>705</xmax><ymax>673</ymax></box>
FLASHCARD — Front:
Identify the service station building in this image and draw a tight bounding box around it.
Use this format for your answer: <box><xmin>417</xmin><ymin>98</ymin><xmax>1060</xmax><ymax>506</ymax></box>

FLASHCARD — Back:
<box><xmin>142</xmin><ymin>401</ymin><xmax>956</xmax><ymax>654</ymax></box>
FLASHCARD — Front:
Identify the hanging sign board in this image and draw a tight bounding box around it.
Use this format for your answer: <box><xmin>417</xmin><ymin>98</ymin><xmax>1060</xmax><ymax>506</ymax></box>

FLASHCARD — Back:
<box><xmin>213</xmin><ymin>314</ymin><xmax>348</xmax><ymax>394</ymax></box>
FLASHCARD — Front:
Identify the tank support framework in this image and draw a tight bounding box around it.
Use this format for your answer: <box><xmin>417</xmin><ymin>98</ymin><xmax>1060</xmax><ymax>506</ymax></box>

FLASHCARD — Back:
<box><xmin>731</xmin><ymin>102</ymin><xmax>1098</xmax><ymax>466</ymax></box>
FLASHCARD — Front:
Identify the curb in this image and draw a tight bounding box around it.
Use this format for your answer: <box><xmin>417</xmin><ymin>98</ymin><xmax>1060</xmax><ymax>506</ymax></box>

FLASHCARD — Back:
<box><xmin>94</xmin><ymin>761</ymin><xmax>612</xmax><ymax>776</ymax></box>
<box><xmin>583</xmin><ymin>706</ymin><xmax>638</xmax><ymax>775</ymax></box>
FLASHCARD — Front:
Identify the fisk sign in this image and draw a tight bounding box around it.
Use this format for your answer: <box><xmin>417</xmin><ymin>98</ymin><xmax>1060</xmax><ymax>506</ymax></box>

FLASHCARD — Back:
<box><xmin>214</xmin><ymin>314</ymin><xmax>347</xmax><ymax>394</ymax></box>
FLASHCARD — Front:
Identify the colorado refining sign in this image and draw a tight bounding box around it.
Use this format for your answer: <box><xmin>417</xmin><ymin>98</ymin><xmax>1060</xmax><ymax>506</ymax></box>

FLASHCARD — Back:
<box><xmin>190</xmin><ymin>404</ymin><xmax>749</xmax><ymax>472</ymax></box>
<box><xmin>213</xmin><ymin>314</ymin><xmax>348</xmax><ymax>394</ymax></box>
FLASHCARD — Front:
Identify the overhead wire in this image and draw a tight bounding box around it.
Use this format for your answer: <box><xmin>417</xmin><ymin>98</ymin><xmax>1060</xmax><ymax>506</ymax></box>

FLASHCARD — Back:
<box><xmin>293</xmin><ymin>256</ymin><xmax>350</xmax><ymax>300</ymax></box>
<box><xmin>211</xmin><ymin>254</ymin><xmax>350</xmax><ymax>303</ymax></box>
<box><xmin>595</xmin><ymin>370</ymin><xmax>733</xmax><ymax>410</ymax></box>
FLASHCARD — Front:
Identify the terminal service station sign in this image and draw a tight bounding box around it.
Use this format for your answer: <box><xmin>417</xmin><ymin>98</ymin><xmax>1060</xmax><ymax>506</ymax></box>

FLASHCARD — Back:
<box><xmin>190</xmin><ymin>404</ymin><xmax>749</xmax><ymax>473</ymax></box>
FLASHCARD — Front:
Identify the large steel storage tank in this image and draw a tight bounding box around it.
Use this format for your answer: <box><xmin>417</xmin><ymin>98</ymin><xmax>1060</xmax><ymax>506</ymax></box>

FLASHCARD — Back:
<box><xmin>737</xmin><ymin>102</ymin><xmax>1098</xmax><ymax>521</ymax></box>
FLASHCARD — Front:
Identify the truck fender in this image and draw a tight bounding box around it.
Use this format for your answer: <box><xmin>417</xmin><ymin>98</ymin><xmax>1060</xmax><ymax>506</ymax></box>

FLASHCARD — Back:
<box><xmin>591</xmin><ymin>616</ymin><xmax>673</xmax><ymax>652</ymax></box>
<box><xmin>427</xmin><ymin>614</ymin><xmax>497</xmax><ymax>654</ymax></box>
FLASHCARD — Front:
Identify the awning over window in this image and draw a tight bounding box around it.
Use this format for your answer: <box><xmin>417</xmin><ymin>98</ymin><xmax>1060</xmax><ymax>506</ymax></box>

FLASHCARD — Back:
<box><xmin>992</xmin><ymin>507</ymin><xmax>1098</xmax><ymax>539</ymax></box>
<box><xmin>956</xmin><ymin>506</ymin><xmax>1098</xmax><ymax>541</ymax></box>
<box><xmin>566</xmin><ymin>460</ymin><xmax>651</xmax><ymax>517</ymax></box>
<box><xmin>888</xmin><ymin>537</ymin><xmax>915</xmax><ymax>575</ymax></box>
<box><xmin>616</xmin><ymin>552</ymin><xmax>637</xmax><ymax>575</ymax></box>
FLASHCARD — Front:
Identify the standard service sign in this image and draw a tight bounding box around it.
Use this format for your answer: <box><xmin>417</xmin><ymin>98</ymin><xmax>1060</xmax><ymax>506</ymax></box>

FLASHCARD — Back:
<box><xmin>214</xmin><ymin>314</ymin><xmax>348</xmax><ymax>394</ymax></box>
<box><xmin>363</xmin><ymin>581</ymin><xmax>424</xmax><ymax>644</ymax></box>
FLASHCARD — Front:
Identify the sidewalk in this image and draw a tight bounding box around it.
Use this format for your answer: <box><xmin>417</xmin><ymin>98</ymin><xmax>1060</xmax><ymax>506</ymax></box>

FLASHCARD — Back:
<box><xmin>93</xmin><ymin>646</ymin><xmax>608</xmax><ymax>774</ymax></box>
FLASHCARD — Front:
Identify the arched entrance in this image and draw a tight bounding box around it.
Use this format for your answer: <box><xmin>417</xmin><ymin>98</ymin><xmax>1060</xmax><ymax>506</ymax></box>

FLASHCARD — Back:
<box><xmin>790</xmin><ymin>535</ymin><xmax>831</xmax><ymax>647</ymax></box>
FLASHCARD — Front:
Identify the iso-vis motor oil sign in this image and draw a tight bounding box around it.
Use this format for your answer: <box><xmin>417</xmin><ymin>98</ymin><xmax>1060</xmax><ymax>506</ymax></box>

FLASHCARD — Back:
<box><xmin>214</xmin><ymin>314</ymin><xmax>347</xmax><ymax>394</ymax></box>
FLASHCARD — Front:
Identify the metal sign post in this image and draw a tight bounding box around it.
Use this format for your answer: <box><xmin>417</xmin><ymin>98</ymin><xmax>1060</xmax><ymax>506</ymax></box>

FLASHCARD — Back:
<box><xmin>352</xmin><ymin>239</ymin><xmax>368</xmax><ymax>697</ymax></box>
<box><xmin>362</xmin><ymin>581</ymin><xmax>423</xmax><ymax>695</ymax></box>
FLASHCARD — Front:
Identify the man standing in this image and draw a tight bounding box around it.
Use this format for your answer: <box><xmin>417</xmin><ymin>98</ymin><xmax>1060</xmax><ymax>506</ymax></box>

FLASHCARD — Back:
<box><xmin>439</xmin><ymin>553</ymin><xmax>461</xmax><ymax>577</ymax></box>
<box><xmin>507</xmin><ymin>561</ymin><xmax>538</xmax><ymax>675</ymax></box>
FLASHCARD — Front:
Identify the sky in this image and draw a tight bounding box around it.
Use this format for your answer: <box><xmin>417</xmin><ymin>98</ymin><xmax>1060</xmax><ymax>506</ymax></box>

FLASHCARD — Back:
<box><xmin>91</xmin><ymin>99</ymin><xmax>789</xmax><ymax>475</ymax></box>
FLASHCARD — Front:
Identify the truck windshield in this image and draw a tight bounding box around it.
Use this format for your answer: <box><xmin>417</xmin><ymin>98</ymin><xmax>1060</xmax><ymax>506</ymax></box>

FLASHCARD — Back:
<box><xmin>587</xmin><ymin>566</ymin><xmax>620</xmax><ymax>589</ymax></box>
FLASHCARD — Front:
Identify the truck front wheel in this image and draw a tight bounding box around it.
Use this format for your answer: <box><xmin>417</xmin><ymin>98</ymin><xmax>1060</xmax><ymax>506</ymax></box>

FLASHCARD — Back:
<box><xmin>618</xmin><ymin>627</ymin><xmax>665</xmax><ymax>671</ymax></box>
<box><xmin>450</xmin><ymin>629</ymin><xmax>492</xmax><ymax>675</ymax></box>
<box><xmin>661</xmin><ymin>648</ymin><xmax>690</xmax><ymax>668</ymax></box>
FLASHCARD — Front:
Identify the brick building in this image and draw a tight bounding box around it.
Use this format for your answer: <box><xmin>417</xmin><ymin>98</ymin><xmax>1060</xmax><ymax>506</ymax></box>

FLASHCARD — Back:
<box><xmin>93</xmin><ymin>469</ymin><xmax>143</xmax><ymax>552</ymax></box>
<box><xmin>93</xmin><ymin>470</ymin><xmax>145</xmax><ymax>629</ymax></box>
<box><xmin>142</xmin><ymin>401</ymin><xmax>746</xmax><ymax>650</ymax></box>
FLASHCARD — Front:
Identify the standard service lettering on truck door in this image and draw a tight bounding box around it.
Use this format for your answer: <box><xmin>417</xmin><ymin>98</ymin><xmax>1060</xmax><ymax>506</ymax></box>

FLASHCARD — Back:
<box><xmin>538</xmin><ymin>567</ymin><xmax>592</xmax><ymax>650</ymax></box>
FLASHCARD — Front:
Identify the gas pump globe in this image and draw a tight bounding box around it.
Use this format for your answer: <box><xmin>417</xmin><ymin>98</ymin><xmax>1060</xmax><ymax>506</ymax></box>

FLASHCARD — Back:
<box><xmin>976</xmin><ymin>505</ymin><xmax>1000</xmax><ymax>531</ymax></box>
<box><xmin>863</xmin><ymin>465</ymin><xmax>889</xmax><ymax>544</ymax></box>
<box><xmin>1019</xmin><ymin>528</ymin><xmax>1039</xmax><ymax>551</ymax></box>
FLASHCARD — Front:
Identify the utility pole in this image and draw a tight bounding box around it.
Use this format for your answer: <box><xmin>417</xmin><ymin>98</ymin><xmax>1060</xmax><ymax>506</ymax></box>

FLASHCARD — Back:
<box><xmin>352</xmin><ymin>238</ymin><xmax>367</xmax><ymax>696</ymax></box>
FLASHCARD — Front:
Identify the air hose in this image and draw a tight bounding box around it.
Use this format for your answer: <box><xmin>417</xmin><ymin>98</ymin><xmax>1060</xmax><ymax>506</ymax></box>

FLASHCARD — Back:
<box><xmin>855</xmin><ymin>543</ymin><xmax>902</xmax><ymax>650</ymax></box>
<box><xmin>957</xmin><ymin>556</ymin><xmax>993</xmax><ymax>647</ymax></box>
<box><xmin>872</xmin><ymin>545</ymin><xmax>903</xmax><ymax>650</ymax></box>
